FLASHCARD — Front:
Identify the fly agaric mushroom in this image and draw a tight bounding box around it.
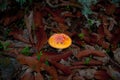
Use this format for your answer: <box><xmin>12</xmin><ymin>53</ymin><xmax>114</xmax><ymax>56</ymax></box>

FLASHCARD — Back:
<box><xmin>48</xmin><ymin>33</ymin><xmax>72</xmax><ymax>50</ymax></box>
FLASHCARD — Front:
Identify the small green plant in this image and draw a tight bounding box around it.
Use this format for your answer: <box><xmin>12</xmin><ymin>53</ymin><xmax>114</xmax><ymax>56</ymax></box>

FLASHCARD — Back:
<box><xmin>84</xmin><ymin>55</ymin><xmax>92</xmax><ymax>65</ymax></box>
<box><xmin>3</xmin><ymin>41</ymin><xmax>10</xmax><ymax>50</ymax></box>
<box><xmin>20</xmin><ymin>46</ymin><xmax>31</xmax><ymax>56</ymax></box>
<box><xmin>78</xmin><ymin>33</ymin><xmax>84</xmax><ymax>40</ymax></box>
<box><xmin>65</xmin><ymin>5</ymin><xmax>70</xmax><ymax>10</ymax></box>
<box><xmin>105</xmin><ymin>45</ymin><xmax>114</xmax><ymax>58</ymax></box>
<box><xmin>37</xmin><ymin>51</ymin><xmax>43</xmax><ymax>61</ymax></box>
<box><xmin>88</xmin><ymin>19</ymin><xmax>94</xmax><ymax>26</ymax></box>
<box><xmin>45</xmin><ymin>59</ymin><xmax>49</xmax><ymax>66</ymax></box>
<box><xmin>0</xmin><ymin>41</ymin><xmax>10</xmax><ymax>51</ymax></box>
<box><xmin>48</xmin><ymin>13</ymin><xmax>51</xmax><ymax>17</ymax></box>
<box><xmin>84</xmin><ymin>57</ymin><xmax>91</xmax><ymax>65</ymax></box>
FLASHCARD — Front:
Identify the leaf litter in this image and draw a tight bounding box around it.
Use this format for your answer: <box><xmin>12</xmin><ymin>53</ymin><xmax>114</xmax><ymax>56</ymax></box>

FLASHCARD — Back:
<box><xmin>0</xmin><ymin>0</ymin><xmax>120</xmax><ymax>80</ymax></box>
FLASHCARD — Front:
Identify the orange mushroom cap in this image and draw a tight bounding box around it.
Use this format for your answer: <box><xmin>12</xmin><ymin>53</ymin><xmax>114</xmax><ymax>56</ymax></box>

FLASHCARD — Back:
<box><xmin>48</xmin><ymin>33</ymin><xmax>72</xmax><ymax>49</ymax></box>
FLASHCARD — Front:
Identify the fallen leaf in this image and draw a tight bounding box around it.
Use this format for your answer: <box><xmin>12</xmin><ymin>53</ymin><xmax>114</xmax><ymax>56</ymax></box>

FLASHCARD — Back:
<box><xmin>17</xmin><ymin>54</ymin><xmax>41</xmax><ymax>72</ymax></box>
<box><xmin>35</xmin><ymin>27</ymin><xmax>47</xmax><ymax>52</ymax></box>
<box><xmin>76</xmin><ymin>49</ymin><xmax>106</xmax><ymax>59</ymax></box>
<box><xmin>72</xmin><ymin>59</ymin><xmax>103</xmax><ymax>66</ymax></box>
<box><xmin>33</xmin><ymin>7</ymin><xmax>43</xmax><ymax>28</ymax></box>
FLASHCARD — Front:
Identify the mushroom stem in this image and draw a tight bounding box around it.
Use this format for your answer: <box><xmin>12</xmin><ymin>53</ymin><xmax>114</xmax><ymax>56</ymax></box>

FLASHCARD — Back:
<box><xmin>57</xmin><ymin>49</ymin><xmax>63</xmax><ymax>53</ymax></box>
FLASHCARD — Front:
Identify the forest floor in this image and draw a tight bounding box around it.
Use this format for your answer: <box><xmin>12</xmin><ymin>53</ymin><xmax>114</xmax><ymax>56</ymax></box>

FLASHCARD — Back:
<box><xmin>0</xmin><ymin>0</ymin><xmax>120</xmax><ymax>80</ymax></box>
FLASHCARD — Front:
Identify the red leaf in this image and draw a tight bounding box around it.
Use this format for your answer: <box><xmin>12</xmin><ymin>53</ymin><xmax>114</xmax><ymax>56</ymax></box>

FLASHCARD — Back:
<box><xmin>41</xmin><ymin>63</ymin><xmax>58</xmax><ymax>80</ymax></box>
<box><xmin>35</xmin><ymin>27</ymin><xmax>47</xmax><ymax>52</ymax></box>
<box><xmin>97</xmin><ymin>38</ymin><xmax>110</xmax><ymax>49</ymax></box>
<box><xmin>17</xmin><ymin>54</ymin><xmax>41</xmax><ymax>72</ymax></box>
<box><xmin>70</xmin><ymin>65</ymin><xmax>87</xmax><ymax>69</ymax></box>
<box><xmin>72</xmin><ymin>59</ymin><xmax>103</xmax><ymax>66</ymax></box>
<box><xmin>33</xmin><ymin>6</ymin><xmax>43</xmax><ymax>28</ymax></box>
<box><xmin>95</xmin><ymin>70</ymin><xmax>111</xmax><ymax>80</ymax></box>
<box><xmin>76</xmin><ymin>49</ymin><xmax>106</xmax><ymax>59</ymax></box>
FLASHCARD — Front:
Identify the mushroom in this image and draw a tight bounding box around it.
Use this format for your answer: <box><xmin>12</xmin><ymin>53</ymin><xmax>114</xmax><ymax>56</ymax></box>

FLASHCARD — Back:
<box><xmin>48</xmin><ymin>33</ymin><xmax>72</xmax><ymax>51</ymax></box>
